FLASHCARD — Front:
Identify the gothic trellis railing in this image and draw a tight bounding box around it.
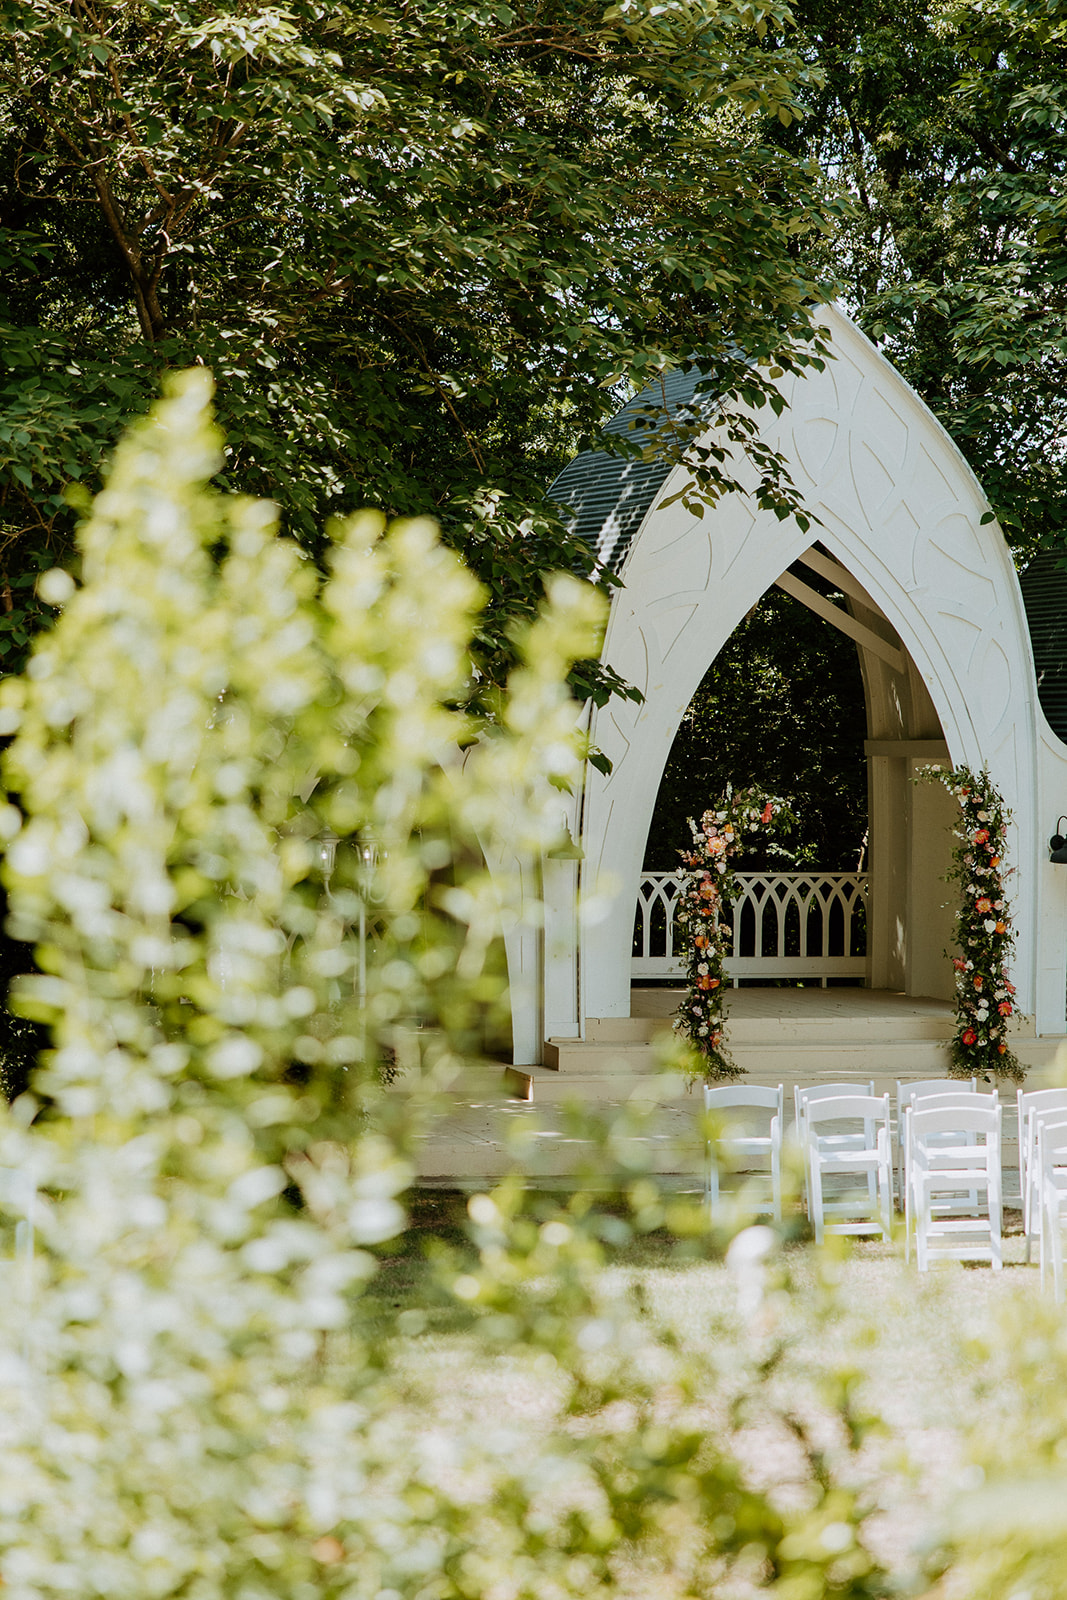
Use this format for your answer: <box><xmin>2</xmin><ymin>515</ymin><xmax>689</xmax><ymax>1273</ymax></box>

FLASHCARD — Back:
<box><xmin>633</xmin><ymin>871</ymin><xmax>869</xmax><ymax>985</ymax></box>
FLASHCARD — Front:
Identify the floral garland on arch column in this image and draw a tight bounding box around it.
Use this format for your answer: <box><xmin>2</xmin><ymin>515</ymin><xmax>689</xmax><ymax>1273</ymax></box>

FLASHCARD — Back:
<box><xmin>673</xmin><ymin>787</ymin><xmax>790</xmax><ymax>1083</ymax></box>
<box><xmin>932</xmin><ymin>765</ymin><xmax>1024</xmax><ymax>1082</ymax></box>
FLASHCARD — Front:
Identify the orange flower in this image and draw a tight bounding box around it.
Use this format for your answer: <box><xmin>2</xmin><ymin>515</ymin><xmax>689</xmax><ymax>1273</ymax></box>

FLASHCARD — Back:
<box><xmin>697</xmin><ymin>976</ymin><xmax>713</xmax><ymax>990</ymax></box>
<box><xmin>995</xmin><ymin>921</ymin><xmax>1007</xmax><ymax>934</ymax></box>
<box><xmin>997</xmin><ymin>1042</ymin><xmax>1007</xmax><ymax>1055</ymax></box>
<box><xmin>974</xmin><ymin>829</ymin><xmax>990</xmax><ymax>844</ymax></box>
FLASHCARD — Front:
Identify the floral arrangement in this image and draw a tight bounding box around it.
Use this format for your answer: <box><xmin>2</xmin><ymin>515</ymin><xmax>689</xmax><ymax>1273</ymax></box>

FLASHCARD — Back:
<box><xmin>673</xmin><ymin>787</ymin><xmax>787</xmax><ymax>1082</ymax></box>
<box><xmin>932</xmin><ymin>765</ymin><xmax>1023</xmax><ymax>1082</ymax></box>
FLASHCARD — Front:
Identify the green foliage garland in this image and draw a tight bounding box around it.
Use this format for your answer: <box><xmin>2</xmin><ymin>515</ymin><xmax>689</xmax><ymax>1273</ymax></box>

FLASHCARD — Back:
<box><xmin>934</xmin><ymin>766</ymin><xmax>1023</xmax><ymax>1082</ymax></box>
<box><xmin>674</xmin><ymin>788</ymin><xmax>789</xmax><ymax>1082</ymax></box>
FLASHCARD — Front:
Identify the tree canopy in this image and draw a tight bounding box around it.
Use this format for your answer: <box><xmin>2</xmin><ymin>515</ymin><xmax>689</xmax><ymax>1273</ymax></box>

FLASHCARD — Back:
<box><xmin>0</xmin><ymin>0</ymin><xmax>836</xmax><ymax>695</ymax></box>
<box><xmin>777</xmin><ymin>0</ymin><xmax>1067</xmax><ymax>561</ymax></box>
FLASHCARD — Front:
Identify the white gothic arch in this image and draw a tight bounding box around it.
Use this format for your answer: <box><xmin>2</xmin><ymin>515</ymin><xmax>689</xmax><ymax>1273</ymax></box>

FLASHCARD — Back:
<box><xmin>525</xmin><ymin>305</ymin><xmax>1067</xmax><ymax>1060</ymax></box>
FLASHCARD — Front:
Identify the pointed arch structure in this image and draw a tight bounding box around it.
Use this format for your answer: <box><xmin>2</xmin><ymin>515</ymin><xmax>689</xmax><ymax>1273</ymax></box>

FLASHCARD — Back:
<box><xmin>522</xmin><ymin>305</ymin><xmax>1067</xmax><ymax>1061</ymax></box>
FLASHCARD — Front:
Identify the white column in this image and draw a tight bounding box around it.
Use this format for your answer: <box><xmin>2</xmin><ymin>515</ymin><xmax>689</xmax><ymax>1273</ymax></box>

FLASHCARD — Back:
<box><xmin>543</xmin><ymin>856</ymin><xmax>581</xmax><ymax>1041</ymax></box>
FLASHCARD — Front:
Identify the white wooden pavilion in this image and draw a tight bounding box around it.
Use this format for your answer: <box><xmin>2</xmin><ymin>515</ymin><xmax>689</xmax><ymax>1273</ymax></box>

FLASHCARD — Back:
<box><xmin>418</xmin><ymin>305</ymin><xmax>1067</xmax><ymax>1180</ymax></box>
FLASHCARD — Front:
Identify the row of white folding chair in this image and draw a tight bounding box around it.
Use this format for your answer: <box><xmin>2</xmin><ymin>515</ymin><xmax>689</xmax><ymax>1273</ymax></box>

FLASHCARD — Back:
<box><xmin>801</xmin><ymin>1081</ymin><xmax>978</xmax><ymax>1222</ymax></box>
<box><xmin>802</xmin><ymin>1092</ymin><xmax>893</xmax><ymax>1244</ymax></box>
<box><xmin>904</xmin><ymin>1100</ymin><xmax>1003</xmax><ymax>1270</ymax></box>
<box><xmin>1037</xmin><ymin>1118</ymin><xmax>1067</xmax><ymax>1300</ymax></box>
<box><xmin>703</xmin><ymin>1079</ymin><xmax>1012</xmax><ymax>1256</ymax></box>
<box><xmin>726</xmin><ymin>1081</ymin><xmax>988</xmax><ymax>1226</ymax></box>
<box><xmin>1017</xmin><ymin>1088</ymin><xmax>1067</xmax><ymax>1261</ymax></box>
<box><xmin>703</xmin><ymin>1084</ymin><xmax>783</xmax><ymax>1222</ymax></box>
<box><xmin>705</xmin><ymin>1083</ymin><xmax>888</xmax><ymax>1231</ymax></box>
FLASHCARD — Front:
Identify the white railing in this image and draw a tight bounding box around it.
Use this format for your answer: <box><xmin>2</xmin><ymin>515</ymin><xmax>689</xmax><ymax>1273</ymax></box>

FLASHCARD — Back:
<box><xmin>633</xmin><ymin>871</ymin><xmax>868</xmax><ymax>984</ymax></box>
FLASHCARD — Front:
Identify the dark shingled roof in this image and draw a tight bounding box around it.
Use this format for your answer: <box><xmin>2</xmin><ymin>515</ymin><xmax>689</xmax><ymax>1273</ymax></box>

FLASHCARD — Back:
<box><xmin>547</xmin><ymin>368</ymin><xmax>706</xmax><ymax>574</ymax></box>
<box><xmin>1020</xmin><ymin>551</ymin><xmax>1067</xmax><ymax>745</ymax></box>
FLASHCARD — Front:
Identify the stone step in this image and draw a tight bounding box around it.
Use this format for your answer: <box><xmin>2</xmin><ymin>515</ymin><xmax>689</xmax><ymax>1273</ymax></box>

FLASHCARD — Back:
<box><xmin>587</xmin><ymin>1012</ymin><xmax>959</xmax><ymax>1045</ymax></box>
<box><xmin>544</xmin><ymin>1039</ymin><xmax>661</xmax><ymax>1073</ymax></box>
<box><xmin>509</xmin><ymin>1063</ymin><xmax>693</xmax><ymax>1104</ymax></box>
<box><xmin>546</xmin><ymin>1036</ymin><xmax>965</xmax><ymax>1075</ymax></box>
<box><xmin>515</xmin><ymin>1061</ymin><xmax>952</xmax><ymax>1107</ymax></box>
<box><xmin>385</xmin><ymin>1061</ymin><xmax>510</xmax><ymax>1097</ymax></box>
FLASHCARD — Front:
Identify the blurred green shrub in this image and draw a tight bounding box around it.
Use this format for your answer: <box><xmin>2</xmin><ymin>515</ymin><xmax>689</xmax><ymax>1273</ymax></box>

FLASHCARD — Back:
<box><xmin>0</xmin><ymin>374</ymin><xmax>885</xmax><ymax>1598</ymax></box>
<box><xmin>926</xmin><ymin>1132</ymin><xmax>1067</xmax><ymax>1600</ymax></box>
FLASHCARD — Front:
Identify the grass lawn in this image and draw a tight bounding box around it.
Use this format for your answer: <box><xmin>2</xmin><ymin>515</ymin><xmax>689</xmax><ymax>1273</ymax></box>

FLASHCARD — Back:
<box><xmin>368</xmin><ymin>1191</ymin><xmax>1046</xmax><ymax>1593</ymax></box>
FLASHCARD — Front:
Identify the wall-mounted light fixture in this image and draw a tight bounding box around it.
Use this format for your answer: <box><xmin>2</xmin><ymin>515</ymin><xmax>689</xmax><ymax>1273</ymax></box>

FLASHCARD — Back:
<box><xmin>1051</xmin><ymin>817</ymin><xmax>1067</xmax><ymax>864</ymax></box>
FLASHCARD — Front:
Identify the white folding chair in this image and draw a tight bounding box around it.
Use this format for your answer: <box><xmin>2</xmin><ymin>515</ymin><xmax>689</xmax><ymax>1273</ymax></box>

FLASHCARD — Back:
<box><xmin>906</xmin><ymin>1102</ymin><xmax>1002</xmax><ymax>1271</ymax></box>
<box><xmin>795</xmin><ymin>1082</ymin><xmax>876</xmax><ymax>1217</ymax></box>
<box><xmin>895</xmin><ymin>1079</ymin><xmax>976</xmax><ymax>1201</ymax></box>
<box><xmin>703</xmin><ymin>1084</ymin><xmax>783</xmax><ymax>1222</ymax></box>
<box><xmin>904</xmin><ymin>1088</ymin><xmax>997</xmax><ymax>1218</ymax></box>
<box><xmin>803</xmin><ymin>1093</ymin><xmax>892</xmax><ymax>1244</ymax></box>
<box><xmin>1037</xmin><ymin>1118</ymin><xmax>1067</xmax><ymax>1300</ymax></box>
<box><xmin>1018</xmin><ymin>1090</ymin><xmax>1067</xmax><ymax>1261</ymax></box>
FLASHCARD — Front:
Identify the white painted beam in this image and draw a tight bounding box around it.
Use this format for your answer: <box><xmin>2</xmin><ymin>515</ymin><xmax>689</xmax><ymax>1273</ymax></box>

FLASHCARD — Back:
<box><xmin>797</xmin><ymin>546</ymin><xmax>887</xmax><ymax>613</ymax></box>
<box><xmin>774</xmin><ymin>569</ymin><xmax>907</xmax><ymax>673</ymax></box>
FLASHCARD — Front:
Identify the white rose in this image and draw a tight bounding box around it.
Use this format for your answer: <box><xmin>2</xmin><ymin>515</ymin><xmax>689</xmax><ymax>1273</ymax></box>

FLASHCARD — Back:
<box><xmin>984</xmin><ymin>919</ymin><xmax>996</xmax><ymax>933</ymax></box>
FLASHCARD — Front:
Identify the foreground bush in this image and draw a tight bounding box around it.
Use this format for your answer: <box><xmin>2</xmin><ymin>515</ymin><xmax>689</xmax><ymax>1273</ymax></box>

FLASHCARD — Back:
<box><xmin>0</xmin><ymin>375</ymin><xmax>885</xmax><ymax>1598</ymax></box>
